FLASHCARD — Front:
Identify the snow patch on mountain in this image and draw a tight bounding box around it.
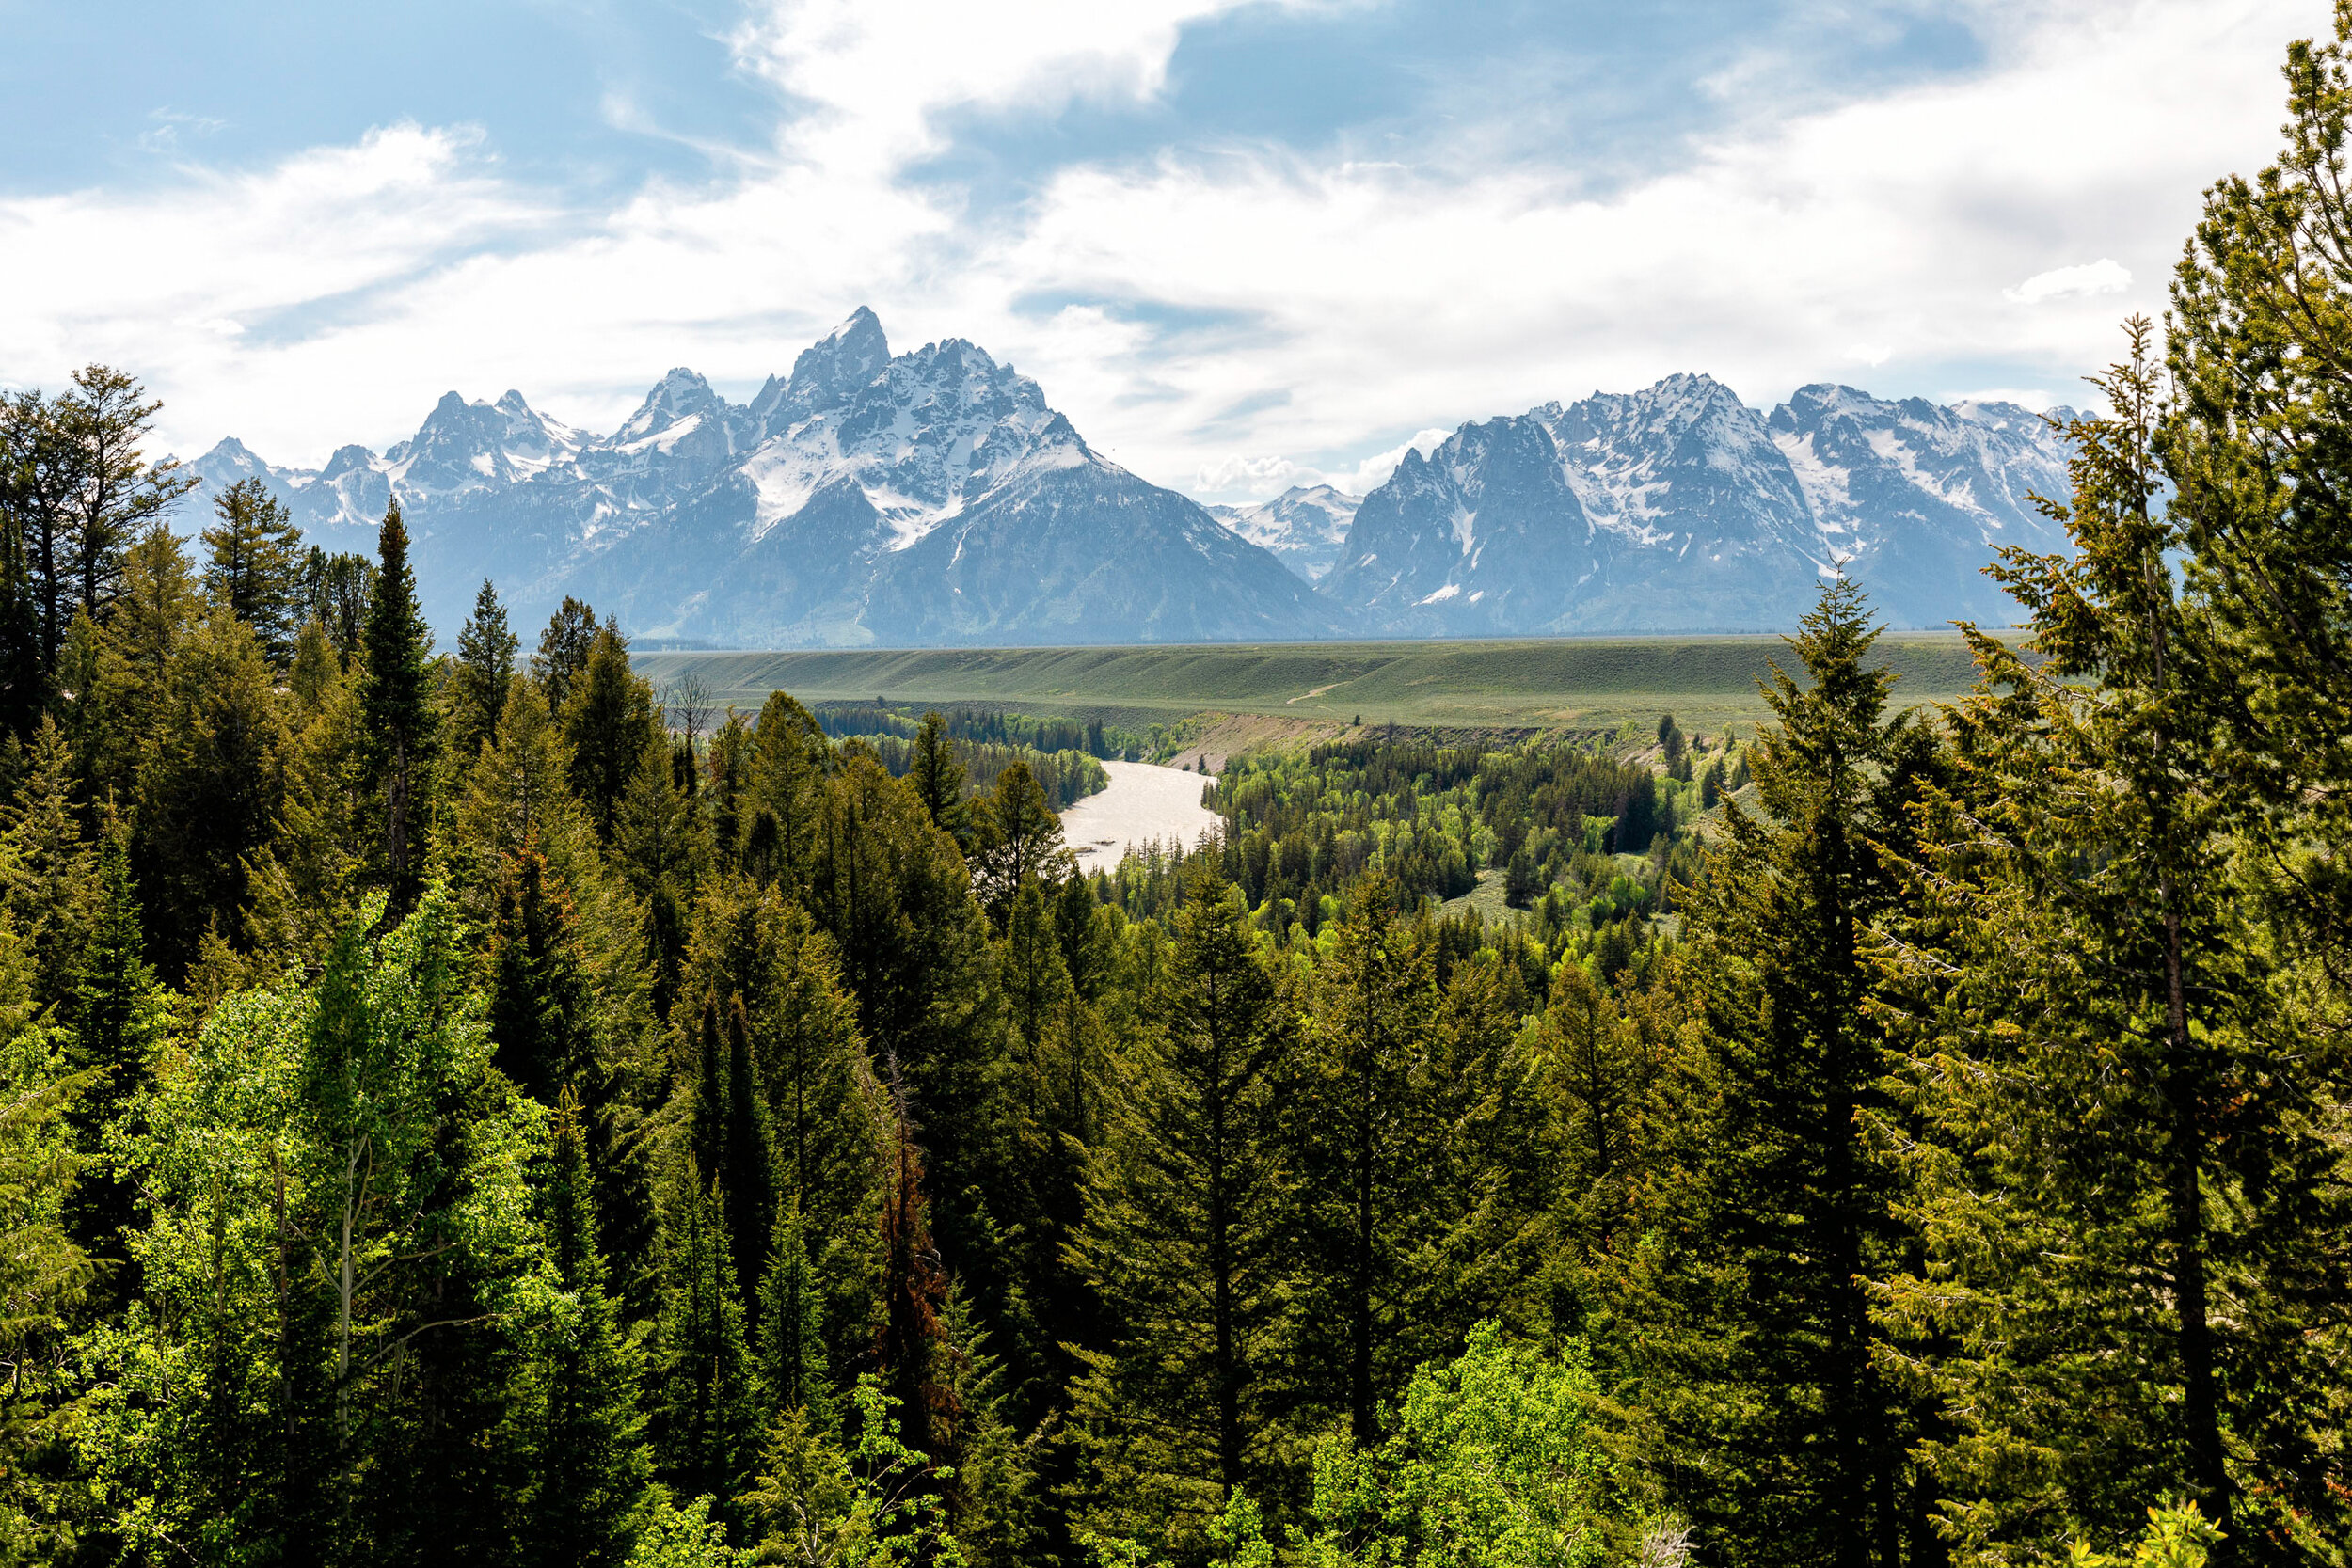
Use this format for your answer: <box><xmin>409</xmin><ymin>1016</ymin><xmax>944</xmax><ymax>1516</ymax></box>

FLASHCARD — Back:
<box><xmin>1204</xmin><ymin>484</ymin><xmax>1359</xmax><ymax>583</ymax></box>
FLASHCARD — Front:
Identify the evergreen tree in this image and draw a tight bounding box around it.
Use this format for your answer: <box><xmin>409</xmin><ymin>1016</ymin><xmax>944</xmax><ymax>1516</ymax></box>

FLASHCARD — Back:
<box><xmin>453</xmin><ymin>578</ymin><xmax>518</xmax><ymax>760</ymax></box>
<box><xmin>299</xmin><ymin>546</ymin><xmax>373</xmax><ymax>661</ymax></box>
<box><xmin>756</xmin><ymin>1196</ymin><xmax>836</xmax><ymax>1430</ymax></box>
<box><xmin>807</xmin><ymin>752</ymin><xmax>994</xmax><ymax>1270</ymax></box>
<box><xmin>1071</xmin><ymin>862</ymin><xmax>1292</xmax><ymax>1556</ymax></box>
<box><xmin>1884</xmin><ymin>325</ymin><xmax>2349</xmax><ymax>1559</ymax></box>
<box><xmin>1282</xmin><ymin>878</ymin><xmax>1441</xmax><ymax>1444</ymax></box>
<box><xmin>518</xmin><ymin>1088</ymin><xmax>652</xmax><ymax>1568</ymax></box>
<box><xmin>487</xmin><ymin>845</ymin><xmax>596</xmax><ymax>1108</ymax></box>
<box><xmin>909</xmin><ymin>710</ymin><xmax>971</xmax><ymax>847</ymax></box>
<box><xmin>0</xmin><ymin>509</ymin><xmax>43</xmax><ymax>740</ymax></box>
<box><xmin>56</xmin><ymin>366</ymin><xmax>195</xmax><ymax>624</ymax></box>
<box><xmin>358</xmin><ymin>500</ymin><xmax>436</xmax><ymax>897</ymax></box>
<box><xmin>2</xmin><ymin>718</ymin><xmax>94</xmax><ymax>1010</ymax></box>
<box><xmin>873</xmin><ymin>1083</ymin><xmax>954</xmax><ymax>1462</ymax></box>
<box><xmin>564</xmin><ymin>626</ymin><xmax>657</xmax><ymax>842</ymax></box>
<box><xmin>66</xmin><ymin>838</ymin><xmax>167</xmax><ymax>1285</ymax></box>
<box><xmin>289</xmin><ymin>616</ymin><xmax>339</xmax><ymax>711</ymax></box>
<box><xmin>0</xmin><ymin>912</ymin><xmax>97</xmax><ymax>1561</ymax></box>
<box><xmin>649</xmin><ymin>1161</ymin><xmax>761</xmax><ymax>1531</ymax></box>
<box><xmin>969</xmin><ymin>760</ymin><xmax>1067</xmax><ymax>925</ymax></box>
<box><xmin>747</xmin><ymin>689</ymin><xmax>831</xmax><ymax>888</ymax></box>
<box><xmin>533</xmin><ymin>595</ymin><xmax>597</xmax><ymax>710</ymax></box>
<box><xmin>135</xmin><ymin>605</ymin><xmax>288</xmax><ymax>976</ymax></box>
<box><xmin>1639</xmin><ymin>577</ymin><xmax>1928</xmax><ymax>1567</ymax></box>
<box><xmin>200</xmin><ymin>476</ymin><xmax>306</xmax><ymax>662</ymax></box>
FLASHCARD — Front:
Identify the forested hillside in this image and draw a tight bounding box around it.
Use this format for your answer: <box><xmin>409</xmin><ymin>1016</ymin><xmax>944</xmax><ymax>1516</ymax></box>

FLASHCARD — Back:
<box><xmin>0</xmin><ymin>18</ymin><xmax>2350</xmax><ymax>1568</ymax></box>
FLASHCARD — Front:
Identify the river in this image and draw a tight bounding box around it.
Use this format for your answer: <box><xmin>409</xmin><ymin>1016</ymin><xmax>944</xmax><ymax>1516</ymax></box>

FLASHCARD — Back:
<box><xmin>1058</xmin><ymin>760</ymin><xmax>1226</xmax><ymax>874</ymax></box>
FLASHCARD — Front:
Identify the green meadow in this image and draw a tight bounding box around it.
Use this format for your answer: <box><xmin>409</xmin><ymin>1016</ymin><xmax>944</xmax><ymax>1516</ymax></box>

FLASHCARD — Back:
<box><xmin>634</xmin><ymin>629</ymin><xmax>2001</xmax><ymax>733</ymax></box>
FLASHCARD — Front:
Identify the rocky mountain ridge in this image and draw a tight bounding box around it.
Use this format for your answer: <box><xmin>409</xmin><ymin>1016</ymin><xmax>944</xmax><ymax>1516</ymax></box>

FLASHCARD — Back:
<box><xmin>185</xmin><ymin>312</ymin><xmax>2074</xmax><ymax>645</ymax></box>
<box><xmin>1322</xmin><ymin>373</ymin><xmax>2074</xmax><ymax>634</ymax></box>
<box><xmin>189</xmin><ymin>309</ymin><xmax>1335</xmax><ymax>645</ymax></box>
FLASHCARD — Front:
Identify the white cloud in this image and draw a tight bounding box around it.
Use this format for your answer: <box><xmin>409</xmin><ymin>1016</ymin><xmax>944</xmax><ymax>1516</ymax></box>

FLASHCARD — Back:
<box><xmin>2004</xmin><ymin>257</ymin><xmax>2133</xmax><ymax>304</ymax></box>
<box><xmin>1194</xmin><ymin>452</ymin><xmax>1315</xmax><ymax>497</ymax></box>
<box><xmin>1341</xmin><ymin>429</ymin><xmax>1452</xmax><ymax>495</ymax></box>
<box><xmin>1947</xmin><ymin>387</ymin><xmax>2062</xmax><ymax>412</ymax></box>
<box><xmin>0</xmin><ymin>0</ymin><xmax>2320</xmax><ymax>498</ymax></box>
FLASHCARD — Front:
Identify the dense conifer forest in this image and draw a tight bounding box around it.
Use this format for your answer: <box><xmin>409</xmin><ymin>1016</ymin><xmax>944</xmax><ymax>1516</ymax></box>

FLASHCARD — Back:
<box><xmin>4</xmin><ymin>20</ymin><xmax>2352</xmax><ymax>1568</ymax></box>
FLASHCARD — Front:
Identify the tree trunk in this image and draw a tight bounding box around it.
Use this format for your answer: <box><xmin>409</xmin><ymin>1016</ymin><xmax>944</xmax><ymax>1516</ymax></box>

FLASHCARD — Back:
<box><xmin>2164</xmin><ymin>884</ymin><xmax>2232</xmax><ymax>1548</ymax></box>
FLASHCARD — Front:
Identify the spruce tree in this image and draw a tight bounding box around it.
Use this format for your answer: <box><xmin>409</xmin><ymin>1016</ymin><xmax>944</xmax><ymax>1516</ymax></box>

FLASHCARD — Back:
<box><xmin>486</xmin><ymin>846</ymin><xmax>596</xmax><ymax>1108</ymax></box>
<box><xmin>2</xmin><ymin>718</ymin><xmax>94</xmax><ymax>1009</ymax></box>
<box><xmin>564</xmin><ymin>626</ymin><xmax>656</xmax><ymax>842</ymax></box>
<box><xmin>200</xmin><ymin>476</ymin><xmax>305</xmax><ymax>663</ymax></box>
<box><xmin>56</xmin><ymin>366</ymin><xmax>194</xmax><ymax>623</ymax></box>
<box><xmin>2161</xmin><ymin>18</ymin><xmax>2352</xmax><ymax>1545</ymax></box>
<box><xmin>1883</xmin><ymin>325</ymin><xmax>2348</xmax><ymax>1558</ymax></box>
<box><xmin>532</xmin><ymin>596</ymin><xmax>597</xmax><ymax>710</ymax></box>
<box><xmin>519</xmin><ymin>1088</ymin><xmax>652</xmax><ymax>1568</ymax></box>
<box><xmin>909</xmin><ymin>710</ymin><xmax>971</xmax><ymax>847</ymax></box>
<box><xmin>0</xmin><ymin>510</ymin><xmax>42</xmax><ymax>740</ymax></box>
<box><xmin>1070</xmin><ymin>861</ymin><xmax>1292</xmax><ymax>1554</ymax></box>
<box><xmin>68</xmin><ymin>837</ymin><xmax>167</xmax><ymax>1294</ymax></box>
<box><xmin>874</xmin><ymin>1083</ymin><xmax>953</xmax><ymax>1462</ymax></box>
<box><xmin>1641</xmin><ymin>577</ymin><xmax>1928</xmax><ymax>1566</ymax></box>
<box><xmin>357</xmin><ymin>500</ymin><xmax>435</xmax><ymax>897</ymax></box>
<box><xmin>452</xmin><ymin>578</ymin><xmax>517</xmax><ymax>760</ymax></box>
<box><xmin>649</xmin><ymin>1162</ymin><xmax>760</xmax><ymax>1532</ymax></box>
<box><xmin>1282</xmin><ymin>877</ymin><xmax>1441</xmax><ymax>1444</ymax></box>
<box><xmin>755</xmin><ymin>1196</ymin><xmax>835</xmax><ymax>1430</ymax></box>
<box><xmin>969</xmin><ymin>761</ymin><xmax>1067</xmax><ymax>925</ymax></box>
<box><xmin>135</xmin><ymin>606</ymin><xmax>288</xmax><ymax>975</ymax></box>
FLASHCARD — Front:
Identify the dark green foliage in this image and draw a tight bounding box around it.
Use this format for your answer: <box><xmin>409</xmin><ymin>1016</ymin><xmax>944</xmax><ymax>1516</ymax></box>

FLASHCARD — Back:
<box><xmin>1281</xmin><ymin>879</ymin><xmax>1441</xmax><ymax>1445</ymax></box>
<box><xmin>0</xmin><ymin>511</ymin><xmax>44</xmax><ymax>742</ymax></box>
<box><xmin>1631</xmin><ymin>578</ymin><xmax>1929</xmax><ymax>1565</ymax></box>
<box><xmin>1877</xmin><ymin>324</ymin><xmax>2352</xmax><ymax>1562</ymax></box>
<box><xmin>299</xmin><ymin>546</ymin><xmax>374</xmax><ymax>660</ymax></box>
<box><xmin>1071</xmin><ymin>863</ymin><xmax>1293</xmax><ymax>1554</ymax></box>
<box><xmin>519</xmin><ymin>1090</ymin><xmax>651</xmax><ymax>1568</ymax></box>
<box><xmin>453</xmin><ymin>578</ymin><xmax>518</xmax><ymax>758</ymax></box>
<box><xmin>564</xmin><ymin>626</ymin><xmax>657</xmax><ymax>842</ymax></box>
<box><xmin>533</xmin><ymin>595</ymin><xmax>598</xmax><ymax>710</ymax></box>
<box><xmin>970</xmin><ymin>759</ymin><xmax>1069</xmax><ymax>923</ymax></box>
<box><xmin>487</xmin><ymin>846</ymin><xmax>596</xmax><ymax>1108</ymax></box>
<box><xmin>200</xmin><ymin>477</ymin><xmax>306</xmax><ymax>664</ymax></box>
<box><xmin>650</xmin><ymin>1162</ymin><xmax>761</xmax><ymax>1529</ymax></box>
<box><xmin>24</xmin><ymin>133</ymin><xmax>2352</xmax><ymax>1564</ymax></box>
<box><xmin>358</xmin><ymin>500</ymin><xmax>436</xmax><ymax>895</ymax></box>
<box><xmin>908</xmin><ymin>708</ymin><xmax>972</xmax><ymax>845</ymax></box>
<box><xmin>757</xmin><ymin>1196</ymin><xmax>836</xmax><ymax>1430</ymax></box>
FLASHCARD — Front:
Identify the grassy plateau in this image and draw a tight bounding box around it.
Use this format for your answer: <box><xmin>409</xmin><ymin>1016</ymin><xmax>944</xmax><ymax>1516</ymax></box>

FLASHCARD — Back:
<box><xmin>635</xmin><ymin>631</ymin><xmax>2001</xmax><ymax>735</ymax></box>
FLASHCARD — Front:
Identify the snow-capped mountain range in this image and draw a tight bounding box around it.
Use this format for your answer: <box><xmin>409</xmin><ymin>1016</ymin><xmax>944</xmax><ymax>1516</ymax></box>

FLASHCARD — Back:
<box><xmin>189</xmin><ymin>309</ymin><xmax>1334</xmax><ymax>646</ymax></box>
<box><xmin>184</xmin><ymin>309</ymin><xmax>2074</xmax><ymax>645</ymax></box>
<box><xmin>1323</xmin><ymin>373</ymin><xmax>2074</xmax><ymax>634</ymax></box>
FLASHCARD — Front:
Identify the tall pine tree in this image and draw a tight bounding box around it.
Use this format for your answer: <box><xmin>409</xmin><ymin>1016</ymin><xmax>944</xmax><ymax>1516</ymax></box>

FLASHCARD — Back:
<box><xmin>358</xmin><ymin>500</ymin><xmax>435</xmax><ymax>900</ymax></box>
<box><xmin>1070</xmin><ymin>862</ymin><xmax>1293</xmax><ymax>1556</ymax></box>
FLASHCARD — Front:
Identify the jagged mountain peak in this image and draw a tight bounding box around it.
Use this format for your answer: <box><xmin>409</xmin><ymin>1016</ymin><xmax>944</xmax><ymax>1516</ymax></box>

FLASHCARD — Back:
<box><xmin>320</xmin><ymin>443</ymin><xmax>379</xmax><ymax>480</ymax></box>
<box><xmin>774</xmin><ymin>307</ymin><xmax>893</xmax><ymax>422</ymax></box>
<box><xmin>615</xmin><ymin>367</ymin><xmax>726</xmax><ymax>445</ymax></box>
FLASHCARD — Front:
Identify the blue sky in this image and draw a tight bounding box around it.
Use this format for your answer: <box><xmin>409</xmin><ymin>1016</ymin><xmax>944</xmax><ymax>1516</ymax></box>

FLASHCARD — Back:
<box><xmin>0</xmin><ymin>0</ymin><xmax>2321</xmax><ymax>499</ymax></box>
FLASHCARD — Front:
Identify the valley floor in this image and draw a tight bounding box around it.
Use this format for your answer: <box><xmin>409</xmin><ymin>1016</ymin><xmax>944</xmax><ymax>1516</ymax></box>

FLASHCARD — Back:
<box><xmin>636</xmin><ymin>630</ymin><xmax>1996</xmax><ymax>732</ymax></box>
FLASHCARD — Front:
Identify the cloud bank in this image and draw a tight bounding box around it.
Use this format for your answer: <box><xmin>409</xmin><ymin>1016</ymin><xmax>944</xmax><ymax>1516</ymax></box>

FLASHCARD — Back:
<box><xmin>0</xmin><ymin>0</ymin><xmax>2320</xmax><ymax>502</ymax></box>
